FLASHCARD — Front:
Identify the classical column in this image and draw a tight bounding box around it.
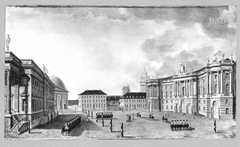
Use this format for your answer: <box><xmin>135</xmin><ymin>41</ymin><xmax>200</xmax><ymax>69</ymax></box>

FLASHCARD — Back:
<box><xmin>220</xmin><ymin>70</ymin><xmax>223</xmax><ymax>93</ymax></box>
<box><xmin>184</xmin><ymin>80</ymin><xmax>187</xmax><ymax>96</ymax></box>
<box><xmin>206</xmin><ymin>72</ymin><xmax>209</xmax><ymax>94</ymax></box>
<box><xmin>217</xmin><ymin>71</ymin><xmax>219</xmax><ymax>94</ymax></box>
<box><xmin>176</xmin><ymin>82</ymin><xmax>178</xmax><ymax>97</ymax></box>
<box><xmin>209</xmin><ymin>72</ymin><xmax>212</xmax><ymax>94</ymax></box>
<box><xmin>230</xmin><ymin>70</ymin><xmax>232</xmax><ymax>93</ymax></box>
<box><xmin>6</xmin><ymin>69</ymin><xmax>11</xmax><ymax>114</ymax></box>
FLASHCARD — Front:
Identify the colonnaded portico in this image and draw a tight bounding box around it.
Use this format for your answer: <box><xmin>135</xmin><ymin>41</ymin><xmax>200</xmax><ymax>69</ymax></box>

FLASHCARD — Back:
<box><xmin>142</xmin><ymin>55</ymin><xmax>236</xmax><ymax>119</ymax></box>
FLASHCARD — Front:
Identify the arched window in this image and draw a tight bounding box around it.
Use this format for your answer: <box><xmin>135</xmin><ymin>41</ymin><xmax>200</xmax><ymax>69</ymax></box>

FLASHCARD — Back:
<box><xmin>226</xmin><ymin>83</ymin><xmax>229</xmax><ymax>94</ymax></box>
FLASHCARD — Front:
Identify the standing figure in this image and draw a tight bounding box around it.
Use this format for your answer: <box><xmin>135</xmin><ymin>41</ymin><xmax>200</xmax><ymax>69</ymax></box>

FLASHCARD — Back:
<box><xmin>6</xmin><ymin>34</ymin><xmax>11</xmax><ymax>52</ymax></box>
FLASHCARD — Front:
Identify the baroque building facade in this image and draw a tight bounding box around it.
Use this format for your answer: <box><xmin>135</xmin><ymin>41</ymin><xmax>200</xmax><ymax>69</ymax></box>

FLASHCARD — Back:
<box><xmin>78</xmin><ymin>90</ymin><xmax>107</xmax><ymax>111</ymax></box>
<box><xmin>4</xmin><ymin>51</ymin><xmax>57</xmax><ymax>133</ymax></box>
<box><xmin>144</xmin><ymin>56</ymin><xmax>236</xmax><ymax>119</ymax></box>
<box><xmin>119</xmin><ymin>92</ymin><xmax>147</xmax><ymax>111</ymax></box>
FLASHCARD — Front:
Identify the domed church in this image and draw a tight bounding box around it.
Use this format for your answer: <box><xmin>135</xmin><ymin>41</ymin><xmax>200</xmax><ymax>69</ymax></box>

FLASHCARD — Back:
<box><xmin>50</xmin><ymin>75</ymin><xmax>69</xmax><ymax>110</ymax></box>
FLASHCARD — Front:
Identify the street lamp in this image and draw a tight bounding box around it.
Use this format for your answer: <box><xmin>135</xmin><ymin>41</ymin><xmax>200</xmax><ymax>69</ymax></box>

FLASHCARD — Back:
<box><xmin>20</xmin><ymin>75</ymin><xmax>30</xmax><ymax>119</ymax></box>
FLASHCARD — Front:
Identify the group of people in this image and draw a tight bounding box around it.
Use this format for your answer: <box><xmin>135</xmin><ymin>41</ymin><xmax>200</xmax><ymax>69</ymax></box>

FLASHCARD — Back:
<box><xmin>170</xmin><ymin>120</ymin><xmax>189</xmax><ymax>131</ymax></box>
<box><xmin>162</xmin><ymin>115</ymin><xmax>168</xmax><ymax>123</ymax></box>
<box><xmin>62</xmin><ymin>116</ymin><xmax>81</xmax><ymax>132</ymax></box>
<box><xmin>149</xmin><ymin>113</ymin><xmax>154</xmax><ymax>119</ymax></box>
<box><xmin>126</xmin><ymin>115</ymin><xmax>132</xmax><ymax>122</ymax></box>
<box><xmin>136</xmin><ymin>112</ymin><xmax>141</xmax><ymax>117</ymax></box>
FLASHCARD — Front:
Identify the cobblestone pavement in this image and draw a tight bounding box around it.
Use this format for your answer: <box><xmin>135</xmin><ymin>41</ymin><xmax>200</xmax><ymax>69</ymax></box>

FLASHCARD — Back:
<box><xmin>5</xmin><ymin>110</ymin><xmax>236</xmax><ymax>140</ymax></box>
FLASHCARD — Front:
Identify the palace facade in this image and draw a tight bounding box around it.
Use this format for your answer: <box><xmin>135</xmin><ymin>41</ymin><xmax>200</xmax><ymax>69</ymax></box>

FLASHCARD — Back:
<box><xmin>119</xmin><ymin>92</ymin><xmax>147</xmax><ymax>111</ymax></box>
<box><xmin>4</xmin><ymin>51</ymin><xmax>57</xmax><ymax>133</ymax></box>
<box><xmin>78</xmin><ymin>90</ymin><xmax>107</xmax><ymax>111</ymax></box>
<box><xmin>142</xmin><ymin>56</ymin><xmax>236</xmax><ymax>119</ymax></box>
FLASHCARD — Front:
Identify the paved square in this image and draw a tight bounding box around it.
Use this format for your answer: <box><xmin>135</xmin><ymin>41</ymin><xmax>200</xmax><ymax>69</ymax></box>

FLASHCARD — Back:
<box><xmin>5</xmin><ymin>110</ymin><xmax>236</xmax><ymax>140</ymax></box>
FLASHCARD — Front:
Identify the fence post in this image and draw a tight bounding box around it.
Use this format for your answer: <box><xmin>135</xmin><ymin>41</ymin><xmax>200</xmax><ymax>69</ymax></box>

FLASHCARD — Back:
<box><xmin>121</xmin><ymin>123</ymin><xmax>124</xmax><ymax>137</ymax></box>
<box><xmin>214</xmin><ymin>120</ymin><xmax>217</xmax><ymax>133</ymax></box>
<box><xmin>110</xmin><ymin>119</ymin><xmax>112</xmax><ymax>132</ymax></box>
<box><xmin>102</xmin><ymin>118</ymin><xmax>104</xmax><ymax>127</ymax></box>
<box><xmin>28</xmin><ymin>120</ymin><xmax>31</xmax><ymax>133</ymax></box>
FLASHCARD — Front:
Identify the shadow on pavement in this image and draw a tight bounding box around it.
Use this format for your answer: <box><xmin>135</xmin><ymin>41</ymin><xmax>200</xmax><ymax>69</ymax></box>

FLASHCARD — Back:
<box><xmin>34</xmin><ymin>114</ymin><xmax>86</xmax><ymax>130</ymax></box>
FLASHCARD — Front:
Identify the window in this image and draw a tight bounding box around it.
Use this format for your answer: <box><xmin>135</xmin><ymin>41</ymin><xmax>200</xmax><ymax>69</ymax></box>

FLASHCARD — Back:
<box><xmin>226</xmin><ymin>73</ymin><xmax>229</xmax><ymax>79</ymax></box>
<box><xmin>166</xmin><ymin>105</ymin><xmax>168</xmax><ymax>109</ymax></box>
<box><xmin>203</xmin><ymin>107</ymin><xmax>205</xmax><ymax>111</ymax></box>
<box><xmin>203</xmin><ymin>100</ymin><xmax>205</xmax><ymax>104</ymax></box>
<box><xmin>226</xmin><ymin>108</ymin><xmax>229</xmax><ymax>114</ymax></box>
<box><xmin>166</xmin><ymin>100</ymin><xmax>168</xmax><ymax>103</ymax></box>
<box><xmin>182</xmin><ymin>87</ymin><xmax>185</xmax><ymax>96</ymax></box>
<box><xmin>214</xmin><ymin>84</ymin><xmax>217</xmax><ymax>94</ymax></box>
<box><xmin>171</xmin><ymin>105</ymin><xmax>173</xmax><ymax>109</ymax></box>
<box><xmin>226</xmin><ymin>83</ymin><xmax>229</xmax><ymax>94</ymax></box>
<box><xmin>225</xmin><ymin>99</ymin><xmax>228</xmax><ymax>104</ymax></box>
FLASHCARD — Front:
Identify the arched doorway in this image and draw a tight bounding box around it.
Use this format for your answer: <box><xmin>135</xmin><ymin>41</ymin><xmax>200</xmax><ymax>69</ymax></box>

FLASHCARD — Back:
<box><xmin>212</xmin><ymin>101</ymin><xmax>218</xmax><ymax>119</ymax></box>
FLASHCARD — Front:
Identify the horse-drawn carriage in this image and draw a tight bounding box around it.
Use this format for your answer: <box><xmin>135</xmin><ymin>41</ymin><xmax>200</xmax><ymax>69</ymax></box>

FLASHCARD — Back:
<box><xmin>96</xmin><ymin>112</ymin><xmax>113</xmax><ymax>122</ymax></box>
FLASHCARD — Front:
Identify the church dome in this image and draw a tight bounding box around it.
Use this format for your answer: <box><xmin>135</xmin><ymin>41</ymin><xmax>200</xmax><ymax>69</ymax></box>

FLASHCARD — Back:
<box><xmin>50</xmin><ymin>75</ymin><xmax>67</xmax><ymax>91</ymax></box>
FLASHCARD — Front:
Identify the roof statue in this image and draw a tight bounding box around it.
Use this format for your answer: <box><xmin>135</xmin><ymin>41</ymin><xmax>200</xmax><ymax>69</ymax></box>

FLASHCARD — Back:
<box><xmin>207</xmin><ymin>58</ymin><xmax>210</xmax><ymax>65</ymax></box>
<box><xmin>231</xmin><ymin>54</ymin><xmax>233</xmax><ymax>60</ymax></box>
<box><xmin>213</xmin><ymin>53</ymin><xmax>218</xmax><ymax>62</ymax></box>
<box><xmin>6</xmin><ymin>34</ymin><xmax>11</xmax><ymax>52</ymax></box>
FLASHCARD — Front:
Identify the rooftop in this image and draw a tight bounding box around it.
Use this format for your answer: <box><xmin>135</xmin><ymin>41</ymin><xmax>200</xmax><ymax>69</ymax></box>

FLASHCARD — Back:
<box><xmin>50</xmin><ymin>75</ymin><xmax>68</xmax><ymax>91</ymax></box>
<box><xmin>122</xmin><ymin>92</ymin><xmax>146</xmax><ymax>99</ymax></box>
<box><xmin>68</xmin><ymin>100</ymin><xmax>78</xmax><ymax>106</ymax></box>
<box><xmin>79</xmin><ymin>90</ymin><xmax>107</xmax><ymax>95</ymax></box>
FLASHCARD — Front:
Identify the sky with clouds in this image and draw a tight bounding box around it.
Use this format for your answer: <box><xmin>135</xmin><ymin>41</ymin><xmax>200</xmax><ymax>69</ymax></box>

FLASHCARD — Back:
<box><xmin>6</xmin><ymin>6</ymin><xmax>236</xmax><ymax>99</ymax></box>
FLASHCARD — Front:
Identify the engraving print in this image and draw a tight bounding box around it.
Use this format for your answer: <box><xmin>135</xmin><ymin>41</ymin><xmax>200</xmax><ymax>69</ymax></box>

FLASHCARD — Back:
<box><xmin>4</xmin><ymin>6</ymin><xmax>236</xmax><ymax>140</ymax></box>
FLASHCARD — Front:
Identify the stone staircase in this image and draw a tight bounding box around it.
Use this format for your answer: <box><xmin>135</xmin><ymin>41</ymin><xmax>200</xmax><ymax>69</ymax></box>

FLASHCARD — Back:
<box><xmin>9</xmin><ymin>113</ymin><xmax>29</xmax><ymax>134</ymax></box>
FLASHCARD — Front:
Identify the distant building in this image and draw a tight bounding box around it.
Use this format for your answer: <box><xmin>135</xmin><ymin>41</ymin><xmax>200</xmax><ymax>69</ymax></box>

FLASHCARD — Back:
<box><xmin>122</xmin><ymin>85</ymin><xmax>130</xmax><ymax>95</ymax></box>
<box><xmin>68</xmin><ymin>100</ymin><xmax>79</xmax><ymax>111</ymax></box>
<box><xmin>68</xmin><ymin>100</ymin><xmax>79</xmax><ymax>106</ymax></box>
<box><xmin>119</xmin><ymin>92</ymin><xmax>147</xmax><ymax>111</ymax></box>
<box><xmin>50</xmin><ymin>76</ymin><xmax>69</xmax><ymax>110</ymax></box>
<box><xmin>146</xmin><ymin>55</ymin><xmax>236</xmax><ymax>119</ymax></box>
<box><xmin>106</xmin><ymin>95</ymin><xmax>121</xmax><ymax>111</ymax></box>
<box><xmin>78</xmin><ymin>90</ymin><xmax>107</xmax><ymax>111</ymax></box>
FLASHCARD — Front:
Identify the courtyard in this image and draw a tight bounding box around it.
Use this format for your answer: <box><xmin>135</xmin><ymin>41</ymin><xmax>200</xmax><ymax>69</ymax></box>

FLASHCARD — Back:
<box><xmin>5</xmin><ymin>110</ymin><xmax>236</xmax><ymax>140</ymax></box>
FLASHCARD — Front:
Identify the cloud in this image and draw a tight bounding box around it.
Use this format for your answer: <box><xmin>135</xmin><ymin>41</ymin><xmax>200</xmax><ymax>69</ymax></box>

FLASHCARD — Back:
<box><xmin>6</xmin><ymin>6</ymin><xmax>236</xmax><ymax>99</ymax></box>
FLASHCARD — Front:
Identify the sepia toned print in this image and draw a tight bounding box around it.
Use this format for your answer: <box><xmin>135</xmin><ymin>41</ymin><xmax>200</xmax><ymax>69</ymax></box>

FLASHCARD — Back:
<box><xmin>4</xmin><ymin>6</ymin><xmax>236</xmax><ymax>140</ymax></box>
